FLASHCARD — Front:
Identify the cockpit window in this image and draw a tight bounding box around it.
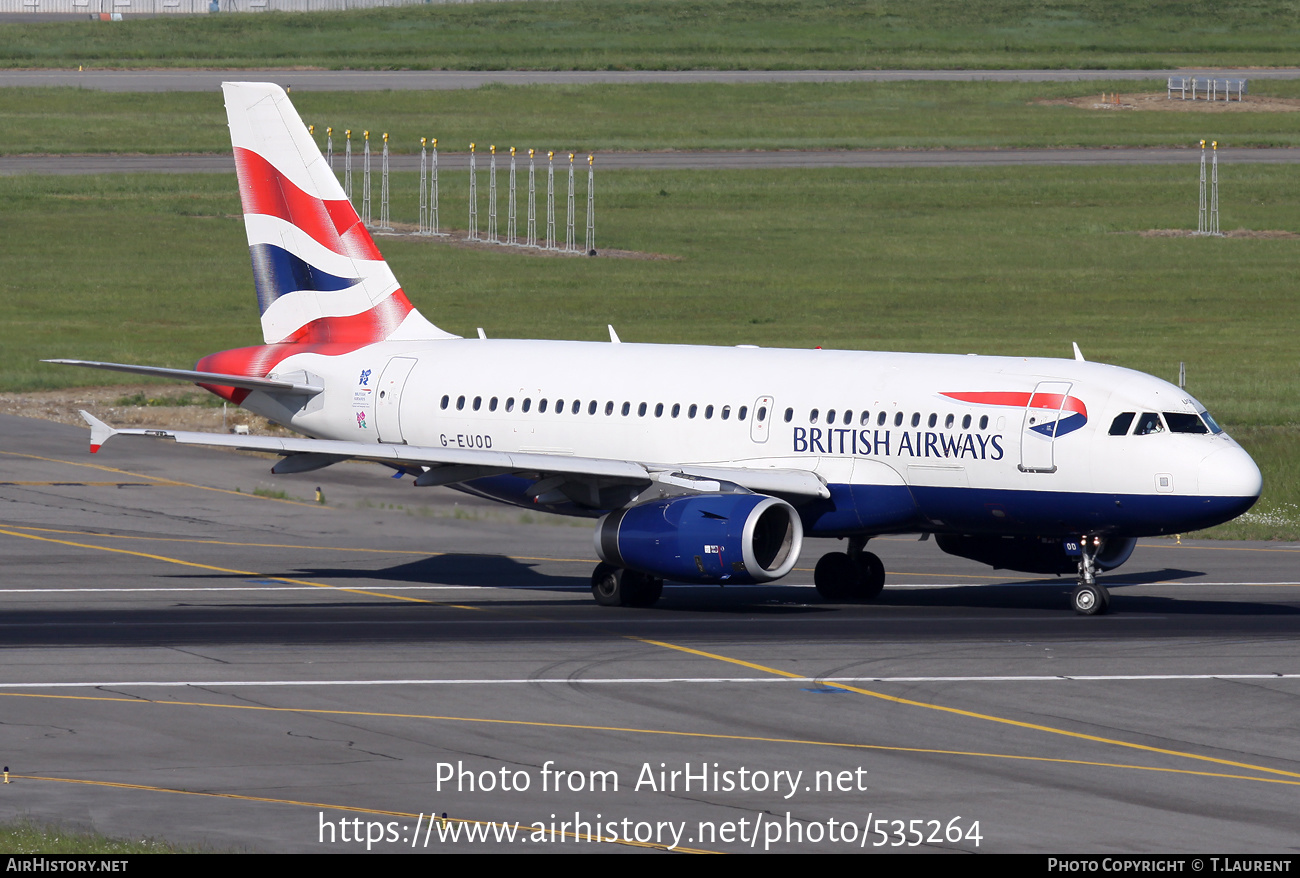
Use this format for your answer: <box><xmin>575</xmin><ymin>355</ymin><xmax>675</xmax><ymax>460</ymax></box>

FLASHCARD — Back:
<box><xmin>1200</xmin><ymin>410</ymin><xmax>1224</xmax><ymax>434</ymax></box>
<box><xmin>1134</xmin><ymin>412</ymin><xmax>1163</xmax><ymax>435</ymax></box>
<box><xmin>1109</xmin><ymin>412</ymin><xmax>1135</xmax><ymax>436</ymax></box>
<box><xmin>1164</xmin><ymin>412</ymin><xmax>1209</xmax><ymax>434</ymax></box>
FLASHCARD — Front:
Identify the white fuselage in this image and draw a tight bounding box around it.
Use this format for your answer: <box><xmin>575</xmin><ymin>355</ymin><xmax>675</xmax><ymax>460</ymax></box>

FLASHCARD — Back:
<box><xmin>239</xmin><ymin>338</ymin><xmax>1262</xmax><ymax>540</ymax></box>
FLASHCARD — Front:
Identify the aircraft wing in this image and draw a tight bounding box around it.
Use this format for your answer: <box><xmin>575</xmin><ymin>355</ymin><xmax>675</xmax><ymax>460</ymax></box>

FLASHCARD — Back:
<box><xmin>79</xmin><ymin>412</ymin><xmax>830</xmax><ymax>500</ymax></box>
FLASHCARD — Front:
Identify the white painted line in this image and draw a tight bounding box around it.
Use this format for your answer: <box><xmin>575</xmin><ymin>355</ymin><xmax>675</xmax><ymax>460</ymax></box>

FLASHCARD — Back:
<box><xmin>1</xmin><ymin>582</ymin><xmax>1296</xmax><ymax>593</ymax></box>
<box><xmin>2</xmin><ymin>673</ymin><xmax>1297</xmax><ymax>688</ymax></box>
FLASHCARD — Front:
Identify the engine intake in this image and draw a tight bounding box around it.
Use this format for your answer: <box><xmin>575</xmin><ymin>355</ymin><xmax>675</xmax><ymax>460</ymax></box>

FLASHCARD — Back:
<box><xmin>596</xmin><ymin>493</ymin><xmax>803</xmax><ymax>584</ymax></box>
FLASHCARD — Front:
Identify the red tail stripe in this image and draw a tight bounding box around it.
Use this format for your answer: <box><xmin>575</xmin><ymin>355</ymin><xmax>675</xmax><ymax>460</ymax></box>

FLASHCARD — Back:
<box><xmin>942</xmin><ymin>391</ymin><xmax>1087</xmax><ymax>417</ymax></box>
<box><xmin>195</xmin><ymin>340</ymin><xmax>375</xmax><ymax>404</ymax></box>
<box><xmin>278</xmin><ymin>291</ymin><xmax>415</xmax><ymax>345</ymax></box>
<box><xmin>233</xmin><ymin>147</ymin><xmax>383</xmax><ymax>263</ymax></box>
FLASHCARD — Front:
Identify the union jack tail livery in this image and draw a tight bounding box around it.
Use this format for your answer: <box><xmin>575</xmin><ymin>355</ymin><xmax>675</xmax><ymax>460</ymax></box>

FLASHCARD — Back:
<box><xmin>223</xmin><ymin>82</ymin><xmax>453</xmax><ymax>346</ymax></box>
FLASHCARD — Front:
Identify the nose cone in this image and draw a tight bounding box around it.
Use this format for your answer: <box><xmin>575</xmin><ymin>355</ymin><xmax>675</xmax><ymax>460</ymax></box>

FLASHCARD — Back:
<box><xmin>1198</xmin><ymin>445</ymin><xmax>1263</xmax><ymax>517</ymax></box>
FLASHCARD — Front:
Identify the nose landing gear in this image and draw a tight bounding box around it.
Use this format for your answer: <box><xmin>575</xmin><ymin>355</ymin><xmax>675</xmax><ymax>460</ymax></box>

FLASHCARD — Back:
<box><xmin>1072</xmin><ymin>535</ymin><xmax>1111</xmax><ymax>615</ymax></box>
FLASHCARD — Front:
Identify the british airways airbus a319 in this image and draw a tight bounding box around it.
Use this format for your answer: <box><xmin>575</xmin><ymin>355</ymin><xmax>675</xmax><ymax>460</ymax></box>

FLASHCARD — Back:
<box><xmin>50</xmin><ymin>83</ymin><xmax>1262</xmax><ymax>615</ymax></box>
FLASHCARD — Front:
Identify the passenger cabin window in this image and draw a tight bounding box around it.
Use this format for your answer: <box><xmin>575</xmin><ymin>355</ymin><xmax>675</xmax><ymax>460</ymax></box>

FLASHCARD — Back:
<box><xmin>979</xmin><ymin>415</ymin><xmax>988</xmax><ymax>430</ymax></box>
<box><xmin>961</xmin><ymin>414</ymin><xmax>970</xmax><ymax>429</ymax></box>
<box><xmin>944</xmin><ymin>414</ymin><xmax>954</xmax><ymax>429</ymax></box>
<box><xmin>738</xmin><ymin>406</ymin><xmax>748</xmax><ymax>420</ymax></box>
<box><xmin>589</xmin><ymin>400</ymin><xmax>597</xmax><ymax>415</ymax></box>
<box><xmin>843</xmin><ymin>410</ymin><xmax>852</xmax><ymax>425</ymax></box>
<box><xmin>489</xmin><ymin>397</ymin><xmax>498</xmax><ymax>412</ymax></box>
<box><xmin>572</xmin><ymin>400</ymin><xmax>581</xmax><ymax>415</ymax></box>
<box><xmin>689</xmin><ymin>404</ymin><xmax>698</xmax><ymax>419</ymax></box>
<box><xmin>522</xmin><ymin>398</ymin><xmax>531</xmax><ymax>412</ymax></box>
<box><xmin>826</xmin><ymin>409</ymin><xmax>836</xmax><ymax>423</ymax></box>
<box><xmin>622</xmin><ymin>402</ymin><xmax>631</xmax><ymax>416</ymax></box>
<box><xmin>722</xmin><ymin>406</ymin><xmax>731</xmax><ymax>420</ymax></box>
<box><xmin>894</xmin><ymin>412</ymin><xmax>904</xmax><ymax>427</ymax></box>
<box><xmin>456</xmin><ymin>395</ymin><xmax>466</xmax><ymax>410</ymax></box>
<box><xmin>1135</xmin><ymin>412</ymin><xmax>1163</xmax><ymax>435</ymax></box>
<box><xmin>473</xmin><ymin>396</ymin><xmax>482</xmax><ymax>411</ymax></box>
<box><xmin>878</xmin><ymin>411</ymin><xmax>887</xmax><ymax>426</ymax></box>
<box><xmin>810</xmin><ymin>408</ymin><xmax>820</xmax><ymax>424</ymax></box>
<box><xmin>506</xmin><ymin>397</ymin><xmax>515</xmax><ymax>412</ymax></box>
<box><xmin>1109</xmin><ymin>412</ymin><xmax>1135</xmax><ymax>436</ymax></box>
<box><xmin>705</xmin><ymin>405</ymin><xmax>714</xmax><ymax>419</ymax></box>
<box><xmin>860</xmin><ymin>411</ymin><xmax>871</xmax><ymax>426</ymax></box>
<box><xmin>784</xmin><ymin>408</ymin><xmax>793</xmax><ymax>423</ymax></box>
<box><xmin>1164</xmin><ymin>412</ymin><xmax>1209</xmax><ymax>434</ymax></box>
<box><xmin>638</xmin><ymin>403</ymin><xmax>648</xmax><ymax>417</ymax></box>
<box><xmin>927</xmin><ymin>413</ymin><xmax>937</xmax><ymax>428</ymax></box>
<box><xmin>911</xmin><ymin>413</ymin><xmax>920</xmax><ymax>427</ymax></box>
<box><xmin>605</xmin><ymin>401</ymin><xmax>614</xmax><ymax>416</ymax></box>
<box><xmin>539</xmin><ymin>399</ymin><xmax>549</xmax><ymax>413</ymax></box>
<box><xmin>655</xmin><ymin>403</ymin><xmax>664</xmax><ymax>418</ymax></box>
<box><xmin>440</xmin><ymin>395</ymin><xmax>449</xmax><ymax>410</ymax></box>
<box><xmin>671</xmin><ymin>403</ymin><xmax>680</xmax><ymax>418</ymax></box>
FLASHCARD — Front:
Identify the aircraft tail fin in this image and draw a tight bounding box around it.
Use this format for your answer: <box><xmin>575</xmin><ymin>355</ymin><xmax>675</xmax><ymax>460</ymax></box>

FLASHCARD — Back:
<box><xmin>222</xmin><ymin>82</ymin><xmax>456</xmax><ymax>346</ymax></box>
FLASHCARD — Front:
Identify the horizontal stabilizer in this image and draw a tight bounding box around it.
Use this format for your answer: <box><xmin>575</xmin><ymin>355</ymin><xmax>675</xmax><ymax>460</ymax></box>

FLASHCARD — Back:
<box><xmin>46</xmin><ymin>359</ymin><xmax>324</xmax><ymax>395</ymax></box>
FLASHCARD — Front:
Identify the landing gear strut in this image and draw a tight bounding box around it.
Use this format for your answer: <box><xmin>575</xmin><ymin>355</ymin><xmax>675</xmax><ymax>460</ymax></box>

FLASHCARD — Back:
<box><xmin>591</xmin><ymin>562</ymin><xmax>663</xmax><ymax>608</ymax></box>
<box><xmin>814</xmin><ymin>537</ymin><xmax>885</xmax><ymax>602</ymax></box>
<box><xmin>1072</xmin><ymin>535</ymin><xmax>1110</xmax><ymax>616</ymax></box>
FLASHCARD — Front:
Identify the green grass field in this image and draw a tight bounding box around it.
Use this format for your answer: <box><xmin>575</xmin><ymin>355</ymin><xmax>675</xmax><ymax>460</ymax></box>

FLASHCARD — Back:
<box><xmin>2</xmin><ymin>165</ymin><xmax>1296</xmax><ymax>537</ymax></box>
<box><xmin>3</xmin><ymin>0</ymin><xmax>1300</xmax><ymax>70</ymax></box>
<box><xmin>5</xmin><ymin>81</ymin><xmax>1300</xmax><ymax>155</ymax></box>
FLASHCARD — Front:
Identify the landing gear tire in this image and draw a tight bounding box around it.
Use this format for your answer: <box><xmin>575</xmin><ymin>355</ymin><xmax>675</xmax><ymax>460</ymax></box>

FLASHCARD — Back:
<box><xmin>816</xmin><ymin>550</ymin><xmax>888</xmax><ymax>602</ymax></box>
<box><xmin>1071</xmin><ymin>582</ymin><xmax>1110</xmax><ymax>616</ymax></box>
<box><xmin>814</xmin><ymin>552</ymin><xmax>856</xmax><ymax>601</ymax></box>
<box><xmin>591</xmin><ymin>563</ymin><xmax>663</xmax><ymax>608</ymax></box>
<box><xmin>624</xmin><ymin>572</ymin><xmax>663</xmax><ymax>608</ymax></box>
<box><xmin>853</xmin><ymin>551</ymin><xmax>886</xmax><ymax>600</ymax></box>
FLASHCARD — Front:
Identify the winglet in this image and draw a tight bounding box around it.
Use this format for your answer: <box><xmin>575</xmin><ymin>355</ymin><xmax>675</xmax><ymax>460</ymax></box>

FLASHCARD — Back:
<box><xmin>1072</xmin><ymin>342</ymin><xmax>1085</xmax><ymax>362</ymax></box>
<box><xmin>608</xmin><ymin>324</ymin><xmax>621</xmax><ymax>343</ymax></box>
<box><xmin>79</xmin><ymin>410</ymin><xmax>116</xmax><ymax>454</ymax></box>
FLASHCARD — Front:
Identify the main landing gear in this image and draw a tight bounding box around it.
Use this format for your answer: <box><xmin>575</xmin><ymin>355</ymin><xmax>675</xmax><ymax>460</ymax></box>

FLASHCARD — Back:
<box><xmin>814</xmin><ymin>536</ymin><xmax>885</xmax><ymax>602</ymax></box>
<box><xmin>591</xmin><ymin>562</ymin><xmax>663</xmax><ymax>608</ymax></box>
<box><xmin>1072</xmin><ymin>535</ymin><xmax>1111</xmax><ymax>616</ymax></box>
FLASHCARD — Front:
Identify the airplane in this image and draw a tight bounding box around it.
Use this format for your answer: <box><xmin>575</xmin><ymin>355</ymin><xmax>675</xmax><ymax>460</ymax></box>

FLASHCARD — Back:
<box><xmin>49</xmin><ymin>82</ymin><xmax>1262</xmax><ymax>616</ymax></box>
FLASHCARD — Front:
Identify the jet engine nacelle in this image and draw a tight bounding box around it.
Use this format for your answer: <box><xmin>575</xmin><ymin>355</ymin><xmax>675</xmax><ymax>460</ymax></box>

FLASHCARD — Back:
<box><xmin>934</xmin><ymin>534</ymin><xmax>1138</xmax><ymax>575</ymax></box>
<box><xmin>595</xmin><ymin>493</ymin><xmax>803</xmax><ymax>584</ymax></box>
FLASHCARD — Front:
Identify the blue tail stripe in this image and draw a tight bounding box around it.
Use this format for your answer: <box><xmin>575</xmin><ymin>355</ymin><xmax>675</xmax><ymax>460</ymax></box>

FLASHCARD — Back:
<box><xmin>248</xmin><ymin>243</ymin><xmax>363</xmax><ymax>313</ymax></box>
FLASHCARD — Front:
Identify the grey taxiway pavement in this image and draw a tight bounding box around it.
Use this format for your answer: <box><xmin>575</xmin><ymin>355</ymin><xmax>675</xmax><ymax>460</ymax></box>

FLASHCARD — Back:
<box><xmin>6</xmin><ymin>67</ymin><xmax>1300</xmax><ymax>174</ymax></box>
<box><xmin>0</xmin><ymin>412</ymin><xmax>1297</xmax><ymax>852</ymax></box>
<box><xmin>6</xmin><ymin>68</ymin><xmax>1300</xmax><ymax>91</ymax></box>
